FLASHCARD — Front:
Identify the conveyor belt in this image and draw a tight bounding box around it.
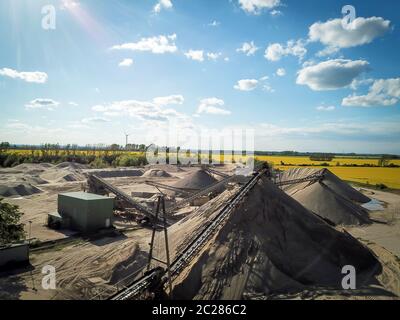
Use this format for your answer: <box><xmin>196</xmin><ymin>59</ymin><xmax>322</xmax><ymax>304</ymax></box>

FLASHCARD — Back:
<box><xmin>275</xmin><ymin>173</ymin><xmax>323</xmax><ymax>187</ymax></box>
<box><xmin>110</xmin><ymin>166</ymin><xmax>268</xmax><ymax>300</ymax></box>
<box><xmin>88</xmin><ymin>174</ymin><xmax>159</xmax><ymax>223</ymax></box>
<box><xmin>166</xmin><ymin>174</ymin><xmax>238</xmax><ymax>213</ymax></box>
<box><xmin>204</xmin><ymin>167</ymin><xmax>230</xmax><ymax>178</ymax></box>
<box><xmin>144</xmin><ymin>181</ymin><xmax>194</xmax><ymax>196</ymax></box>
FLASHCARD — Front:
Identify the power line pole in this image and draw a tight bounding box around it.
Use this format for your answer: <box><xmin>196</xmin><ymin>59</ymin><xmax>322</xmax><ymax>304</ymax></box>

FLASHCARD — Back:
<box><xmin>147</xmin><ymin>195</ymin><xmax>173</xmax><ymax>299</ymax></box>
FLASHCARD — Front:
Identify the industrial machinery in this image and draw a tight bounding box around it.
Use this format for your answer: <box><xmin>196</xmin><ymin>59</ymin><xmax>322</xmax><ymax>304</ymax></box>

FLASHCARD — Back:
<box><xmin>109</xmin><ymin>164</ymin><xmax>270</xmax><ymax>300</ymax></box>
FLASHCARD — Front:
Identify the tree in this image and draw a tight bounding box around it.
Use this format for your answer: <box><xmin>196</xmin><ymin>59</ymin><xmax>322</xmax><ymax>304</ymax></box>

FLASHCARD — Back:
<box><xmin>0</xmin><ymin>198</ymin><xmax>26</xmax><ymax>246</ymax></box>
<box><xmin>0</xmin><ymin>142</ymin><xmax>10</xmax><ymax>153</ymax></box>
<box><xmin>378</xmin><ymin>156</ymin><xmax>390</xmax><ymax>167</ymax></box>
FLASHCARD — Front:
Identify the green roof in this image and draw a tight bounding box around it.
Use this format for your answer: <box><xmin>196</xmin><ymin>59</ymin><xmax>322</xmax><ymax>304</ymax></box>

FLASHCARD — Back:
<box><xmin>59</xmin><ymin>192</ymin><xmax>111</xmax><ymax>201</ymax></box>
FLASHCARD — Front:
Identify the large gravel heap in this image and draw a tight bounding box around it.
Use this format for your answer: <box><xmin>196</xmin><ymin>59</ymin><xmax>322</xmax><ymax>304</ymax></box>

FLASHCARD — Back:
<box><xmin>279</xmin><ymin>168</ymin><xmax>371</xmax><ymax>226</ymax></box>
<box><xmin>170</xmin><ymin>176</ymin><xmax>380</xmax><ymax>299</ymax></box>
<box><xmin>173</xmin><ymin>169</ymin><xmax>217</xmax><ymax>190</ymax></box>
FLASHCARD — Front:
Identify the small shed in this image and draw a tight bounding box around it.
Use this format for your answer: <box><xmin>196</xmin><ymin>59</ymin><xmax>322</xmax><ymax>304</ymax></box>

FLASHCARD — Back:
<box><xmin>57</xmin><ymin>192</ymin><xmax>114</xmax><ymax>233</ymax></box>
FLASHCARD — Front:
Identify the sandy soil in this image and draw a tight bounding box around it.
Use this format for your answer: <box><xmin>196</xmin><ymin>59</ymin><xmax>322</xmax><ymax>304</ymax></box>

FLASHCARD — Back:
<box><xmin>346</xmin><ymin>188</ymin><xmax>400</xmax><ymax>258</ymax></box>
<box><xmin>0</xmin><ymin>229</ymin><xmax>151</xmax><ymax>300</ymax></box>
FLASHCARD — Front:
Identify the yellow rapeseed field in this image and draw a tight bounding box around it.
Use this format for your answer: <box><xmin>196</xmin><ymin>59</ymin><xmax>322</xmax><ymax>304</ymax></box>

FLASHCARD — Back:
<box><xmin>255</xmin><ymin>155</ymin><xmax>400</xmax><ymax>166</ymax></box>
<box><xmin>253</xmin><ymin>156</ymin><xmax>400</xmax><ymax>189</ymax></box>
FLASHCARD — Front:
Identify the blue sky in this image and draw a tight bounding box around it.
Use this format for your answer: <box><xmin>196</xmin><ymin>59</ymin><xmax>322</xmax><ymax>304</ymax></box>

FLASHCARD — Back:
<box><xmin>0</xmin><ymin>0</ymin><xmax>399</xmax><ymax>154</ymax></box>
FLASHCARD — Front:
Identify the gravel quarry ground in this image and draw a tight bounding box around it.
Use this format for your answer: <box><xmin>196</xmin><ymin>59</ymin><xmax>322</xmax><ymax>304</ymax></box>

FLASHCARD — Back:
<box><xmin>0</xmin><ymin>163</ymin><xmax>399</xmax><ymax>300</ymax></box>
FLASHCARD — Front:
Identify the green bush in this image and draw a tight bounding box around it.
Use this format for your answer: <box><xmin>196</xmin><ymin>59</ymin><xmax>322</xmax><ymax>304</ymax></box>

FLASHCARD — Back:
<box><xmin>115</xmin><ymin>154</ymin><xmax>147</xmax><ymax>167</ymax></box>
<box><xmin>90</xmin><ymin>158</ymin><xmax>108</xmax><ymax>168</ymax></box>
<box><xmin>0</xmin><ymin>199</ymin><xmax>26</xmax><ymax>246</ymax></box>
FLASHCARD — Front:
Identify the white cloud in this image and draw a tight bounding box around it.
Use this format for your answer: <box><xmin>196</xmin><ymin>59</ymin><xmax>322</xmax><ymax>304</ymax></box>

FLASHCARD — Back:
<box><xmin>263</xmin><ymin>84</ymin><xmax>275</xmax><ymax>93</ymax></box>
<box><xmin>270</xmin><ymin>9</ymin><xmax>282</xmax><ymax>16</ymax></box>
<box><xmin>350</xmin><ymin>78</ymin><xmax>374</xmax><ymax>90</ymax></box>
<box><xmin>0</xmin><ymin>68</ymin><xmax>48</xmax><ymax>84</ymax></box>
<box><xmin>234</xmin><ymin>79</ymin><xmax>258</xmax><ymax>91</ymax></box>
<box><xmin>92</xmin><ymin>105</ymin><xmax>107</xmax><ymax>112</ymax></box>
<box><xmin>342</xmin><ymin>78</ymin><xmax>400</xmax><ymax>107</ymax></box>
<box><xmin>309</xmin><ymin>17</ymin><xmax>391</xmax><ymax>54</ymax></box>
<box><xmin>111</xmin><ymin>34</ymin><xmax>177</xmax><ymax>54</ymax></box>
<box><xmin>296</xmin><ymin>59</ymin><xmax>369</xmax><ymax>91</ymax></box>
<box><xmin>207</xmin><ymin>52</ymin><xmax>222</xmax><ymax>61</ymax></box>
<box><xmin>184</xmin><ymin>50</ymin><xmax>204</xmax><ymax>62</ymax></box>
<box><xmin>197</xmin><ymin>98</ymin><xmax>231</xmax><ymax>115</ymax></box>
<box><xmin>68</xmin><ymin>102</ymin><xmax>79</xmax><ymax>107</ymax></box>
<box><xmin>257</xmin><ymin>120</ymin><xmax>400</xmax><ymax>138</ymax></box>
<box><xmin>153</xmin><ymin>94</ymin><xmax>184</xmax><ymax>106</ymax></box>
<box><xmin>25</xmin><ymin>99</ymin><xmax>60</xmax><ymax>110</ymax></box>
<box><xmin>236</xmin><ymin>41</ymin><xmax>259</xmax><ymax>56</ymax></box>
<box><xmin>264</xmin><ymin>40</ymin><xmax>307</xmax><ymax>62</ymax></box>
<box><xmin>92</xmin><ymin>95</ymin><xmax>188</xmax><ymax>123</ymax></box>
<box><xmin>60</xmin><ymin>0</ymin><xmax>80</xmax><ymax>10</ymax></box>
<box><xmin>208</xmin><ymin>20</ymin><xmax>220</xmax><ymax>27</ymax></box>
<box><xmin>316</xmin><ymin>46</ymin><xmax>340</xmax><ymax>57</ymax></box>
<box><xmin>238</xmin><ymin>0</ymin><xmax>281</xmax><ymax>15</ymax></box>
<box><xmin>153</xmin><ymin>0</ymin><xmax>173</xmax><ymax>13</ymax></box>
<box><xmin>259</xmin><ymin>75</ymin><xmax>269</xmax><ymax>81</ymax></box>
<box><xmin>316</xmin><ymin>105</ymin><xmax>335</xmax><ymax>111</ymax></box>
<box><xmin>81</xmin><ymin>117</ymin><xmax>111</xmax><ymax>124</ymax></box>
<box><xmin>276</xmin><ymin>68</ymin><xmax>286</xmax><ymax>76</ymax></box>
<box><xmin>118</xmin><ymin>58</ymin><xmax>133</xmax><ymax>67</ymax></box>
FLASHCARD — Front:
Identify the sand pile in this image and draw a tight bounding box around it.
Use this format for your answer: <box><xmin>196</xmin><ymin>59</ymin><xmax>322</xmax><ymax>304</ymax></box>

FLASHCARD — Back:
<box><xmin>169</xmin><ymin>176</ymin><xmax>381</xmax><ymax>299</ymax></box>
<box><xmin>58</xmin><ymin>173</ymin><xmax>85</xmax><ymax>182</ymax></box>
<box><xmin>280</xmin><ymin>168</ymin><xmax>370</xmax><ymax>225</ymax></box>
<box><xmin>13</xmin><ymin>163</ymin><xmax>54</xmax><ymax>171</ymax></box>
<box><xmin>143</xmin><ymin>169</ymin><xmax>171</xmax><ymax>178</ymax></box>
<box><xmin>281</xmin><ymin>168</ymin><xmax>370</xmax><ymax>203</ymax></box>
<box><xmin>90</xmin><ymin>169</ymin><xmax>143</xmax><ymax>178</ymax></box>
<box><xmin>173</xmin><ymin>169</ymin><xmax>217</xmax><ymax>190</ymax></box>
<box><xmin>55</xmin><ymin>162</ymin><xmax>87</xmax><ymax>170</ymax></box>
<box><xmin>22</xmin><ymin>176</ymin><xmax>48</xmax><ymax>185</ymax></box>
<box><xmin>40</xmin><ymin>168</ymin><xmax>85</xmax><ymax>183</ymax></box>
<box><xmin>0</xmin><ymin>183</ymin><xmax>42</xmax><ymax>197</ymax></box>
<box><xmin>145</xmin><ymin>164</ymin><xmax>184</xmax><ymax>172</ymax></box>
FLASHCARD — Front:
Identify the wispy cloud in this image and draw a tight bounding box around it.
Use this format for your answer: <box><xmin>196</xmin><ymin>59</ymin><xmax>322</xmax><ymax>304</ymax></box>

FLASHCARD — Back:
<box><xmin>234</xmin><ymin>79</ymin><xmax>258</xmax><ymax>91</ymax></box>
<box><xmin>197</xmin><ymin>98</ymin><xmax>231</xmax><ymax>115</ymax></box>
<box><xmin>0</xmin><ymin>68</ymin><xmax>48</xmax><ymax>84</ymax></box>
<box><xmin>153</xmin><ymin>0</ymin><xmax>173</xmax><ymax>13</ymax></box>
<box><xmin>118</xmin><ymin>58</ymin><xmax>133</xmax><ymax>67</ymax></box>
<box><xmin>265</xmin><ymin>39</ymin><xmax>307</xmax><ymax>62</ymax></box>
<box><xmin>342</xmin><ymin>78</ymin><xmax>400</xmax><ymax>107</ymax></box>
<box><xmin>111</xmin><ymin>34</ymin><xmax>177</xmax><ymax>54</ymax></box>
<box><xmin>276</xmin><ymin>68</ymin><xmax>286</xmax><ymax>76</ymax></box>
<box><xmin>237</xmin><ymin>41</ymin><xmax>259</xmax><ymax>56</ymax></box>
<box><xmin>184</xmin><ymin>50</ymin><xmax>204</xmax><ymax>62</ymax></box>
<box><xmin>316</xmin><ymin>105</ymin><xmax>335</xmax><ymax>111</ymax></box>
<box><xmin>238</xmin><ymin>0</ymin><xmax>281</xmax><ymax>15</ymax></box>
<box><xmin>25</xmin><ymin>99</ymin><xmax>60</xmax><ymax>110</ymax></box>
<box><xmin>208</xmin><ymin>20</ymin><xmax>221</xmax><ymax>27</ymax></box>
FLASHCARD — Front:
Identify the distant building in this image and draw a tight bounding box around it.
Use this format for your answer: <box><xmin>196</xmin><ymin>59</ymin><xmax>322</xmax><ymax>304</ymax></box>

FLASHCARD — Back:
<box><xmin>48</xmin><ymin>192</ymin><xmax>114</xmax><ymax>233</ymax></box>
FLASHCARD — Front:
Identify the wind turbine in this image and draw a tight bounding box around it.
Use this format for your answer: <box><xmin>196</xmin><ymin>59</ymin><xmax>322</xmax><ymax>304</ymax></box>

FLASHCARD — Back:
<box><xmin>124</xmin><ymin>132</ymin><xmax>130</xmax><ymax>149</ymax></box>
